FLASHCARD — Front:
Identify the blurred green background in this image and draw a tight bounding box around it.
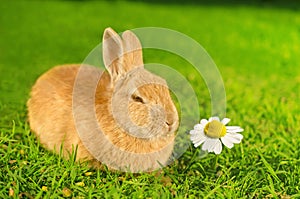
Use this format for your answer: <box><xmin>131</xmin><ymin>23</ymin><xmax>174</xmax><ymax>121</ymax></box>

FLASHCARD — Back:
<box><xmin>1</xmin><ymin>0</ymin><xmax>300</xmax><ymax>119</ymax></box>
<box><xmin>1</xmin><ymin>0</ymin><xmax>300</xmax><ymax>198</ymax></box>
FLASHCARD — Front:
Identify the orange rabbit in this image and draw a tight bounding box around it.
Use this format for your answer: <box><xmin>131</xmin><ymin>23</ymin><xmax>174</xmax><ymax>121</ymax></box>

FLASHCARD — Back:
<box><xmin>27</xmin><ymin>28</ymin><xmax>179</xmax><ymax>172</ymax></box>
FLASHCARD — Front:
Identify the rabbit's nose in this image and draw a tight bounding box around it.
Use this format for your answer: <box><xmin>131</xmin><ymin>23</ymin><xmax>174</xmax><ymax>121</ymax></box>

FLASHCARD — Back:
<box><xmin>166</xmin><ymin>122</ymin><xmax>173</xmax><ymax>132</ymax></box>
<box><xmin>166</xmin><ymin>121</ymin><xmax>171</xmax><ymax>127</ymax></box>
<box><xmin>165</xmin><ymin>120</ymin><xmax>178</xmax><ymax>133</ymax></box>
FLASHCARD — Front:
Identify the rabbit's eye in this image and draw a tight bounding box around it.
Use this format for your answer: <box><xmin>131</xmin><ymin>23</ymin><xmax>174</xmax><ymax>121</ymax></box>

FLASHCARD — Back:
<box><xmin>132</xmin><ymin>94</ymin><xmax>144</xmax><ymax>104</ymax></box>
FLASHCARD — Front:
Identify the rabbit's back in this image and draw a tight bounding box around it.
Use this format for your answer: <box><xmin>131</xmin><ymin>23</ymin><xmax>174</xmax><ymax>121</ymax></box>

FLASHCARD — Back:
<box><xmin>27</xmin><ymin>64</ymin><xmax>100</xmax><ymax>159</ymax></box>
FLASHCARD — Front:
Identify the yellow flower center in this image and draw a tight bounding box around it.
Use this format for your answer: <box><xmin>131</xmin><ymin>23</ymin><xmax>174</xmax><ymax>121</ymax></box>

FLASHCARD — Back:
<box><xmin>204</xmin><ymin>120</ymin><xmax>227</xmax><ymax>138</ymax></box>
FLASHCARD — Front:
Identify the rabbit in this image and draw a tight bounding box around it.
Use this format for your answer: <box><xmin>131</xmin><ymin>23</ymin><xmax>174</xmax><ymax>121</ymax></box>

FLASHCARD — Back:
<box><xmin>27</xmin><ymin>27</ymin><xmax>179</xmax><ymax>172</ymax></box>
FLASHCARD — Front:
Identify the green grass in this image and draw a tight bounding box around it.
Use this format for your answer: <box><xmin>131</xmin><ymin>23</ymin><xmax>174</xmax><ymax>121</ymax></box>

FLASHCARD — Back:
<box><xmin>1</xmin><ymin>0</ymin><xmax>300</xmax><ymax>198</ymax></box>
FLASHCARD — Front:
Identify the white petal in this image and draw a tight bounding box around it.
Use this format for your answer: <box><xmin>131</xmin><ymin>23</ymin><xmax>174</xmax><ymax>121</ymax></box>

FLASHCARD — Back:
<box><xmin>190</xmin><ymin>130</ymin><xmax>206</xmax><ymax>147</ymax></box>
<box><xmin>226</xmin><ymin>126</ymin><xmax>244</xmax><ymax>132</ymax></box>
<box><xmin>227</xmin><ymin>128</ymin><xmax>244</xmax><ymax>133</ymax></box>
<box><xmin>190</xmin><ymin>134</ymin><xmax>199</xmax><ymax>141</ymax></box>
<box><xmin>202</xmin><ymin>138</ymin><xmax>218</xmax><ymax>152</ymax></box>
<box><xmin>213</xmin><ymin>140</ymin><xmax>222</xmax><ymax>154</ymax></box>
<box><xmin>225</xmin><ymin>132</ymin><xmax>243</xmax><ymax>144</ymax></box>
<box><xmin>191</xmin><ymin>133</ymin><xmax>206</xmax><ymax>142</ymax></box>
<box><xmin>193</xmin><ymin>136</ymin><xmax>207</xmax><ymax>148</ymax></box>
<box><xmin>194</xmin><ymin>123</ymin><xmax>204</xmax><ymax>131</ymax></box>
<box><xmin>190</xmin><ymin>129</ymin><xmax>199</xmax><ymax>135</ymax></box>
<box><xmin>200</xmin><ymin>119</ymin><xmax>208</xmax><ymax>125</ymax></box>
<box><xmin>221</xmin><ymin>118</ymin><xmax>231</xmax><ymax>125</ymax></box>
<box><xmin>209</xmin><ymin>116</ymin><xmax>220</xmax><ymax>122</ymax></box>
<box><xmin>221</xmin><ymin>136</ymin><xmax>234</xmax><ymax>148</ymax></box>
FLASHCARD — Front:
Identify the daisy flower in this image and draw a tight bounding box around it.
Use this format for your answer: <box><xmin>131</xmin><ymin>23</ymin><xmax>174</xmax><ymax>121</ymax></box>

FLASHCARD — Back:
<box><xmin>190</xmin><ymin>117</ymin><xmax>244</xmax><ymax>154</ymax></box>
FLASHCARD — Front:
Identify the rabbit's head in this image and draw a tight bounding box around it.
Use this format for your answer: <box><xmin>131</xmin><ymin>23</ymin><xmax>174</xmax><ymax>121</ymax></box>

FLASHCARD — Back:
<box><xmin>103</xmin><ymin>28</ymin><xmax>179</xmax><ymax>140</ymax></box>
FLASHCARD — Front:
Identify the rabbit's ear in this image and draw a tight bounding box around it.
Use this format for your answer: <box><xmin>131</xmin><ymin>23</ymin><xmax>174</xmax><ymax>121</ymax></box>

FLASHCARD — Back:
<box><xmin>122</xmin><ymin>30</ymin><xmax>144</xmax><ymax>70</ymax></box>
<box><xmin>103</xmin><ymin>27</ymin><xmax>125</xmax><ymax>82</ymax></box>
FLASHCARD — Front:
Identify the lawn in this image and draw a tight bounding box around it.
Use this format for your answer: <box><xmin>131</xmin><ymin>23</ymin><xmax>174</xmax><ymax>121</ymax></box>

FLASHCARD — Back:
<box><xmin>1</xmin><ymin>0</ymin><xmax>300</xmax><ymax>198</ymax></box>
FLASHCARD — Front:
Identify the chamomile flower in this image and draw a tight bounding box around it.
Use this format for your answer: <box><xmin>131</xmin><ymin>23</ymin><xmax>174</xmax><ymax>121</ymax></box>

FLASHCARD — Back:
<box><xmin>190</xmin><ymin>117</ymin><xmax>244</xmax><ymax>154</ymax></box>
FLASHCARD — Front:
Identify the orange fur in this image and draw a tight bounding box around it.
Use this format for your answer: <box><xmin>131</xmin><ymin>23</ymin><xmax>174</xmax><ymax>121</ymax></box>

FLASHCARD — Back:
<box><xmin>27</xmin><ymin>28</ymin><xmax>179</xmax><ymax>172</ymax></box>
